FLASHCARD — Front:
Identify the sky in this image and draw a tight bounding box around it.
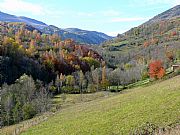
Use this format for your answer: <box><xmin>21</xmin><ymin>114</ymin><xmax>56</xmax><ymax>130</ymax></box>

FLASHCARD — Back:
<box><xmin>0</xmin><ymin>0</ymin><xmax>179</xmax><ymax>36</ymax></box>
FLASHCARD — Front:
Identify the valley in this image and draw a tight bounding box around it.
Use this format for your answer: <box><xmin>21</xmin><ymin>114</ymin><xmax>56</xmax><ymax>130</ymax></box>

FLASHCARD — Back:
<box><xmin>0</xmin><ymin>3</ymin><xmax>180</xmax><ymax>135</ymax></box>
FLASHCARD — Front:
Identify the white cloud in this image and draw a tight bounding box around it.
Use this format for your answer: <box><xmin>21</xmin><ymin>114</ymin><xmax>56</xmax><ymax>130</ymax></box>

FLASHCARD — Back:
<box><xmin>0</xmin><ymin>0</ymin><xmax>44</xmax><ymax>15</ymax></box>
<box><xmin>110</xmin><ymin>17</ymin><xmax>150</xmax><ymax>22</ymax></box>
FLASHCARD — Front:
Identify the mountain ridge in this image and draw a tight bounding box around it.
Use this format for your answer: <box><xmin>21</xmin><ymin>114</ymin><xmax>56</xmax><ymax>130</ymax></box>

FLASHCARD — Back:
<box><xmin>0</xmin><ymin>11</ymin><xmax>113</xmax><ymax>44</ymax></box>
<box><xmin>0</xmin><ymin>11</ymin><xmax>47</xmax><ymax>26</ymax></box>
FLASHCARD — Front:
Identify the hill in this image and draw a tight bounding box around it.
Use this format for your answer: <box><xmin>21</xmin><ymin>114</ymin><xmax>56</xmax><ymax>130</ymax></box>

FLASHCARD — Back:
<box><xmin>13</xmin><ymin>75</ymin><xmax>180</xmax><ymax>135</ymax></box>
<box><xmin>0</xmin><ymin>11</ymin><xmax>113</xmax><ymax>44</ymax></box>
<box><xmin>103</xmin><ymin>5</ymin><xmax>180</xmax><ymax>47</ymax></box>
<box><xmin>100</xmin><ymin>5</ymin><xmax>180</xmax><ymax>67</ymax></box>
<box><xmin>0</xmin><ymin>22</ymin><xmax>103</xmax><ymax>85</ymax></box>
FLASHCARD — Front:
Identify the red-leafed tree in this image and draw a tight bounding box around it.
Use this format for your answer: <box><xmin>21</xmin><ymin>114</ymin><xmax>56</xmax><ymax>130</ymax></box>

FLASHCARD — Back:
<box><xmin>149</xmin><ymin>60</ymin><xmax>165</xmax><ymax>79</ymax></box>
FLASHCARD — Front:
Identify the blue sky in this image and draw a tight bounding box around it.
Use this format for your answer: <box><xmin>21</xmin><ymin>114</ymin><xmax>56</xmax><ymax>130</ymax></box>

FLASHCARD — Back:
<box><xmin>0</xmin><ymin>0</ymin><xmax>179</xmax><ymax>36</ymax></box>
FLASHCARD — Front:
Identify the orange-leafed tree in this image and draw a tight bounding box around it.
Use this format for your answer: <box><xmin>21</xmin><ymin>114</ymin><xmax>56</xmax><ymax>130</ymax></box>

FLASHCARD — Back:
<box><xmin>101</xmin><ymin>61</ymin><xmax>109</xmax><ymax>90</ymax></box>
<box><xmin>148</xmin><ymin>60</ymin><xmax>165</xmax><ymax>79</ymax></box>
<box><xmin>26</xmin><ymin>39</ymin><xmax>36</xmax><ymax>55</ymax></box>
<box><xmin>151</xmin><ymin>38</ymin><xmax>159</xmax><ymax>45</ymax></box>
<box><xmin>143</xmin><ymin>41</ymin><xmax>149</xmax><ymax>47</ymax></box>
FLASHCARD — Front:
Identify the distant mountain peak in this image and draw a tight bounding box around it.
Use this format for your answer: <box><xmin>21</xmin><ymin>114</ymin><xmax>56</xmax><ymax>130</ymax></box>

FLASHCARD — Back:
<box><xmin>0</xmin><ymin>11</ymin><xmax>47</xmax><ymax>27</ymax></box>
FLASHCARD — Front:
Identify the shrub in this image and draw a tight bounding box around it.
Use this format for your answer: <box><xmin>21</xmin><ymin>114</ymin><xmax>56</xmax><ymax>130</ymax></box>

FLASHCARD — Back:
<box><xmin>22</xmin><ymin>103</ymin><xmax>36</xmax><ymax>120</ymax></box>
<box><xmin>86</xmin><ymin>84</ymin><xmax>96</xmax><ymax>93</ymax></box>
<box><xmin>141</xmin><ymin>70</ymin><xmax>149</xmax><ymax>80</ymax></box>
<box><xmin>62</xmin><ymin>86</ymin><xmax>74</xmax><ymax>93</ymax></box>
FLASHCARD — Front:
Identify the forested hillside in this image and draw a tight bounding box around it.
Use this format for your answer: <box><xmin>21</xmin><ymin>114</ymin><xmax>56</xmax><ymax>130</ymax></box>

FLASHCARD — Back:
<box><xmin>98</xmin><ymin>6</ymin><xmax>180</xmax><ymax>84</ymax></box>
<box><xmin>101</xmin><ymin>16</ymin><xmax>179</xmax><ymax>66</ymax></box>
<box><xmin>0</xmin><ymin>22</ymin><xmax>103</xmax><ymax>85</ymax></box>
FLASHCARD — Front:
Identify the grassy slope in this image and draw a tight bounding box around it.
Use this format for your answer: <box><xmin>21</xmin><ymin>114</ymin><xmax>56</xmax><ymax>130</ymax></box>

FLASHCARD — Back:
<box><xmin>21</xmin><ymin>76</ymin><xmax>180</xmax><ymax>135</ymax></box>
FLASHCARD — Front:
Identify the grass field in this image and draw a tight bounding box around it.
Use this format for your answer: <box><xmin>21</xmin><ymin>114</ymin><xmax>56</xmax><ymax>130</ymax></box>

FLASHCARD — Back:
<box><xmin>52</xmin><ymin>91</ymin><xmax>116</xmax><ymax>108</ymax></box>
<box><xmin>19</xmin><ymin>75</ymin><xmax>180</xmax><ymax>135</ymax></box>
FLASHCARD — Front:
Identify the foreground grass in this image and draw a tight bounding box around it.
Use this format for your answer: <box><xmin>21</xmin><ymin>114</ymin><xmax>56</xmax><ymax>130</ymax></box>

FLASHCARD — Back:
<box><xmin>20</xmin><ymin>75</ymin><xmax>180</xmax><ymax>135</ymax></box>
<box><xmin>0</xmin><ymin>92</ymin><xmax>116</xmax><ymax>135</ymax></box>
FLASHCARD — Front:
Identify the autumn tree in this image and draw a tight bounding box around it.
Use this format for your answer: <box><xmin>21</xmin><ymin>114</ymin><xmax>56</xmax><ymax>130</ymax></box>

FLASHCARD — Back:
<box><xmin>15</xmin><ymin>30</ymin><xmax>22</xmax><ymax>45</ymax></box>
<box><xmin>149</xmin><ymin>60</ymin><xmax>165</xmax><ymax>79</ymax></box>
<box><xmin>51</xmin><ymin>33</ymin><xmax>60</xmax><ymax>44</ymax></box>
<box><xmin>26</xmin><ymin>39</ymin><xmax>36</xmax><ymax>55</ymax></box>
<box><xmin>151</xmin><ymin>38</ymin><xmax>159</xmax><ymax>45</ymax></box>
<box><xmin>143</xmin><ymin>41</ymin><xmax>149</xmax><ymax>47</ymax></box>
<box><xmin>101</xmin><ymin>61</ymin><xmax>109</xmax><ymax>90</ymax></box>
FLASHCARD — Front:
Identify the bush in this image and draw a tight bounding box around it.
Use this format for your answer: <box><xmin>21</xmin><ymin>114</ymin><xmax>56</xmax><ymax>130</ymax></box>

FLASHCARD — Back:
<box><xmin>22</xmin><ymin>103</ymin><xmax>36</xmax><ymax>120</ymax></box>
<box><xmin>86</xmin><ymin>84</ymin><xmax>96</xmax><ymax>93</ymax></box>
<box><xmin>141</xmin><ymin>70</ymin><xmax>149</xmax><ymax>80</ymax></box>
<box><xmin>62</xmin><ymin>86</ymin><xmax>74</xmax><ymax>93</ymax></box>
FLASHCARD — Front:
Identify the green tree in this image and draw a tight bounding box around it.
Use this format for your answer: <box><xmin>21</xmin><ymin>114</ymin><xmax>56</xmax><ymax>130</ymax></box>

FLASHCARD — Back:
<box><xmin>12</xmin><ymin>101</ymin><xmax>21</xmax><ymax>123</ymax></box>
<box><xmin>66</xmin><ymin>75</ymin><xmax>75</xmax><ymax>87</ymax></box>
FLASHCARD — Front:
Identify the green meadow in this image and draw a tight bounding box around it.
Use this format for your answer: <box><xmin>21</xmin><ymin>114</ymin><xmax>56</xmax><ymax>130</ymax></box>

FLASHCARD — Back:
<box><xmin>19</xmin><ymin>75</ymin><xmax>180</xmax><ymax>135</ymax></box>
